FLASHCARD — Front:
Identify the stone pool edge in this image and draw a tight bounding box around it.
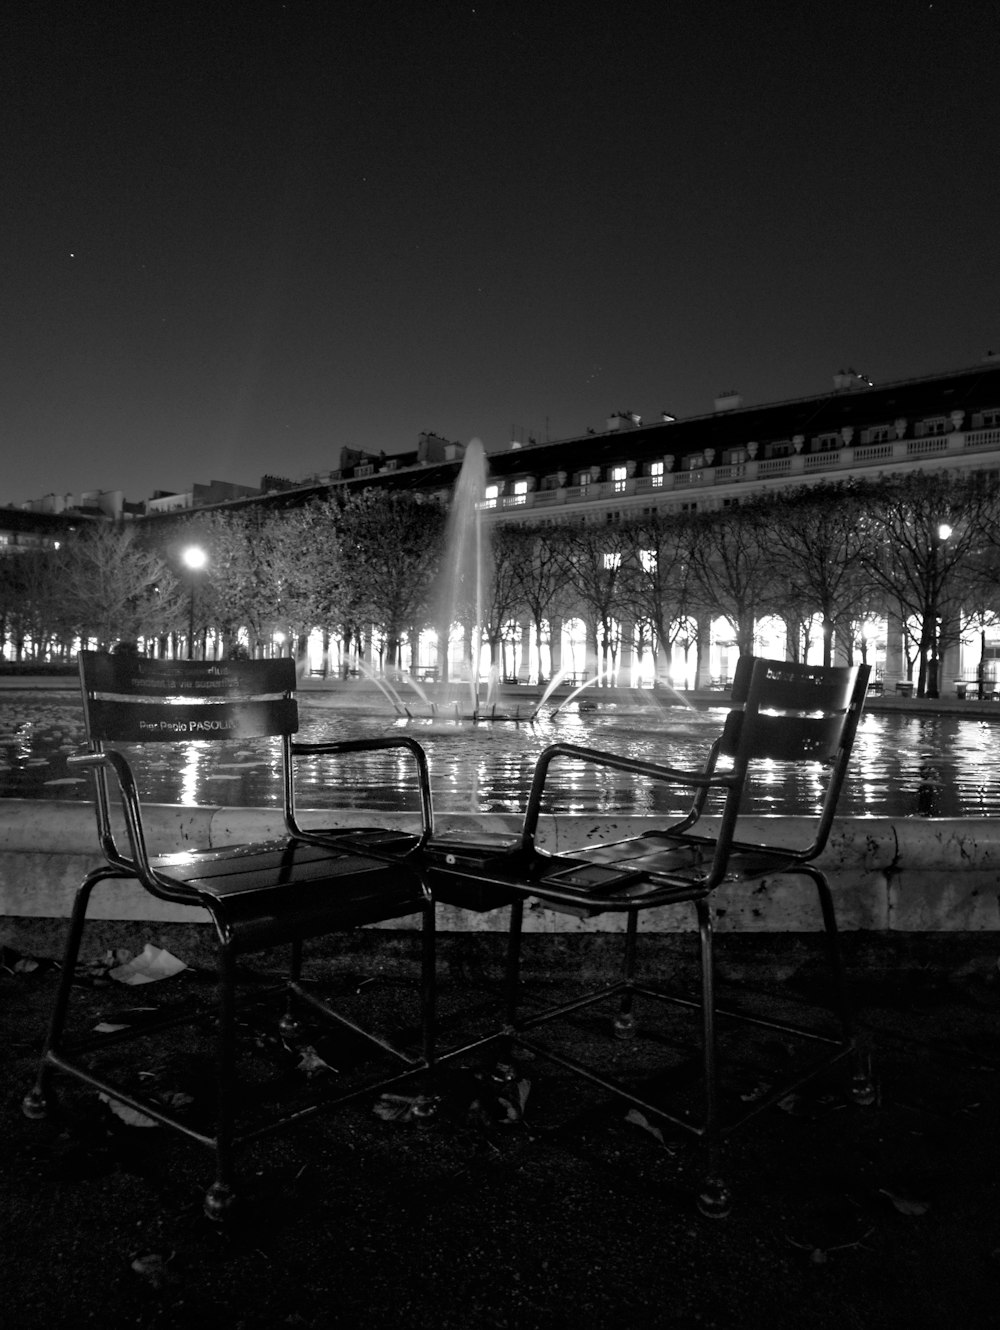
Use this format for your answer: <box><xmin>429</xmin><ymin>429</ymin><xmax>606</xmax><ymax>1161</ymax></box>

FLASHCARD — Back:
<box><xmin>2</xmin><ymin>800</ymin><xmax>998</xmax><ymax>938</ymax></box>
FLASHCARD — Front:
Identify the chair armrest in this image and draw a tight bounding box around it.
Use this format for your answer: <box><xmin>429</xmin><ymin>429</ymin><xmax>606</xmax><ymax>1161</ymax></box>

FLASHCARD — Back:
<box><xmin>286</xmin><ymin>734</ymin><xmax>434</xmax><ymax>842</ymax></box>
<box><xmin>68</xmin><ymin>750</ymin><xmax>155</xmax><ymax>878</ymax></box>
<box><xmin>521</xmin><ymin>741</ymin><xmax>737</xmax><ymax>847</ymax></box>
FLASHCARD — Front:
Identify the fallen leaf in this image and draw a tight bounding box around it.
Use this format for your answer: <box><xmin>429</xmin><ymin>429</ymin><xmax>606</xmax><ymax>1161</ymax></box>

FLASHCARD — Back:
<box><xmin>497</xmin><ymin>1077</ymin><xmax>531</xmax><ymax>1123</ymax></box>
<box><xmin>99</xmin><ymin>1094</ymin><xmax>158</xmax><ymax>1129</ymax></box>
<box><xmin>130</xmin><ymin>1252</ymin><xmax>176</xmax><ymax>1289</ymax></box>
<box><xmin>296</xmin><ymin>1045</ymin><xmax>333</xmax><ymax>1077</ymax></box>
<box><xmin>739</xmin><ymin>1077</ymin><xmax>773</xmax><ymax>1103</ymax></box>
<box><xmin>373</xmin><ymin>1092</ymin><xmax>440</xmax><ymax>1123</ymax></box>
<box><xmin>879</xmin><ymin>1187</ymin><xmax>931</xmax><ymax>1216</ymax></box>
<box><xmin>625</xmin><ymin>1107</ymin><xmax>665</xmax><ymax>1144</ymax></box>
<box><xmin>93</xmin><ymin>1006</ymin><xmax>160</xmax><ymax>1034</ymax></box>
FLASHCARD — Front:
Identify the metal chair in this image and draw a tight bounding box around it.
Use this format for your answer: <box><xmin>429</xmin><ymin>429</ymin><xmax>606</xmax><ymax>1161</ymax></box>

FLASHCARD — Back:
<box><xmin>22</xmin><ymin>651</ymin><xmax>436</xmax><ymax>1219</ymax></box>
<box><xmin>426</xmin><ymin>656</ymin><xmax>872</xmax><ymax>1216</ymax></box>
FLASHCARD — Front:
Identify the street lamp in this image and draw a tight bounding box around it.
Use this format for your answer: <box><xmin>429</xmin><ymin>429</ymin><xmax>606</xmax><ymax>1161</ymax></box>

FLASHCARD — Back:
<box><xmin>925</xmin><ymin>523</ymin><xmax>953</xmax><ymax>698</ymax></box>
<box><xmin>182</xmin><ymin>545</ymin><xmax>207</xmax><ymax>660</ymax></box>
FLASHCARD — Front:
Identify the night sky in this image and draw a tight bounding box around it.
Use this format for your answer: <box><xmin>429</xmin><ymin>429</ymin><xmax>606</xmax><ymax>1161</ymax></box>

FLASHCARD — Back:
<box><xmin>4</xmin><ymin>0</ymin><xmax>998</xmax><ymax>506</ymax></box>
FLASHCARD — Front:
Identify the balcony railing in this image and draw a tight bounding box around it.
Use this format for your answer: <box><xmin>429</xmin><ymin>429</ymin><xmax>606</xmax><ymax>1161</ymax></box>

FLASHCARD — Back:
<box><xmin>483</xmin><ymin>428</ymin><xmax>1000</xmax><ymax>519</ymax></box>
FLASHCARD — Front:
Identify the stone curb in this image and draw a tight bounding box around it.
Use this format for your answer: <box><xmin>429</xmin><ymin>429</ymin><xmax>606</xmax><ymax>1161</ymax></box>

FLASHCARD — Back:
<box><xmin>2</xmin><ymin>800</ymin><xmax>998</xmax><ymax>935</ymax></box>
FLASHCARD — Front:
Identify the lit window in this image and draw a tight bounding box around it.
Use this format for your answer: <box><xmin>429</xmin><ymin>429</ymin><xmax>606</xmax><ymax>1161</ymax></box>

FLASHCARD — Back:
<box><xmin>611</xmin><ymin>465</ymin><xmax>627</xmax><ymax>493</ymax></box>
<box><xmin>640</xmin><ymin>549</ymin><xmax>657</xmax><ymax>573</ymax></box>
<box><xmin>650</xmin><ymin>460</ymin><xmax>664</xmax><ymax>488</ymax></box>
<box><xmin>512</xmin><ymin>480</ymin><xmax>528</xmax><ymax>506</ymax></box>
<box><xmin>603</xmin><ymin>551</ymin><xmax>621</xmax><ymax>570</ymax></box>
<box><xmin>483</xmin><ymin>484</ymin><xmax>499</xmax><ymax>508</ymax></box>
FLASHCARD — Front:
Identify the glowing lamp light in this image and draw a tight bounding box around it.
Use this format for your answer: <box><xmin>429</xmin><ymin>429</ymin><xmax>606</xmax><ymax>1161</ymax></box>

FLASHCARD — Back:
<box><xmin>183</xmin><ymin>545</ymin><xmax>207</xmax><ymax>571</ymax></box>
<box><xmin>182</xmin><ymin>546</ymin><xmax>207</xmax><ymax>660</ymax></box>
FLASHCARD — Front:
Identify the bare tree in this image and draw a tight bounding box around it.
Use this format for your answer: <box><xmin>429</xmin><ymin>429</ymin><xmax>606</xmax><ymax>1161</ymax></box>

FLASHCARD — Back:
<box><xmin>332</xmin><ymin>490</ymin><xmax>446</xmax><ymax>671</ymax></box>
<box><xmin>554</xmin><ymin>520</ymin><xmax>639</xmax><ymax>681</ymax></box>
<box><xmin>627</xmin><ymin>508</ymin><xmax>698</xmax><ymax>682</ymax></box>
<box><xmin>59</xmin><ymin>525</ymin><xmax>179</xmax><ymax>651</ymax></box>
<box><xmin>761</xmin><ymin>483</ymin><xmax>873</xmax><ymax>666</ymax></box>
<box><xmin>858</xmin><ymin>472</ymin><xmax>997</xmax><ymax>697</ymax></box>
<box><xmin>0</xmin><ymin>549</ymin><xmax>72</xmax><ymax>661</ymax></box>
<box><xmin>686</xmin><ymin>502</ymin><xmax>777</xmax><ymax>657</ymax></box>
<box><xmin>504</xmin><ymin>524</ymin><xmax>565</xmax><ymax>681</ymax></box>
<box><xmin>482</xmin><ymin>524</ymin><xmax>530</xmax><ymax>678</ymax></box>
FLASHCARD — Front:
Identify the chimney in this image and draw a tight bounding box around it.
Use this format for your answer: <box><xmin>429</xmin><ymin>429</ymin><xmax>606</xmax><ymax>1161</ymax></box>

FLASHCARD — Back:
<box><xmin>713</xmin><ymin>391</ymin><xmax>743</xmax><ymax>412</ymax></box>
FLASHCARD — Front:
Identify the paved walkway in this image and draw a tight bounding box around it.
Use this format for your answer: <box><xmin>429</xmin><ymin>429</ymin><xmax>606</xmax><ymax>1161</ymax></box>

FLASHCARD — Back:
<box><xmin>4</xmin><ymin>942</ymin><xmax>1000</xmax><ymax>1328</ymax></box>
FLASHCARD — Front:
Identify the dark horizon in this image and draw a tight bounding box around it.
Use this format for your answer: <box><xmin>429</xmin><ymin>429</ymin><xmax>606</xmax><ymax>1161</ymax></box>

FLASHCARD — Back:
<box><xmin>5</xmin><ymin>0</ymin><xmax>998</xmax><ymax>506</ymax></box>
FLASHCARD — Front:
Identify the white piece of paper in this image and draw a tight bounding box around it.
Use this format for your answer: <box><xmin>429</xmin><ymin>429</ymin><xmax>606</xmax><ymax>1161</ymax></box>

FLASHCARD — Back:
<box><xmin>108</xmin><ymin>943</ymin><xmax>187</xmax><ymax>986</ymax></box>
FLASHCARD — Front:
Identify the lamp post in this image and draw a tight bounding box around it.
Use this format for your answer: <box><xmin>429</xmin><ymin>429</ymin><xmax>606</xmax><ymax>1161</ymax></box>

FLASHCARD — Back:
<box><xmin>925</xmin><ymin>523</ymin><xmax>952</xmax><ymax>699</ymax></box>
<box><xmin>182</xmin><ymin>546</ymin><xmax>207</xmax><ymax>660</ymax></box>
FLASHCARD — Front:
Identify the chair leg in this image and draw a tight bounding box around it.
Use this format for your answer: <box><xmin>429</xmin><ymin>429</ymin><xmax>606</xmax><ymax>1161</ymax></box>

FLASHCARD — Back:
<box><xmin>504</xmin><ymin>897</ymin><xmax>525</xmax><ymax>1027</ymax></box>
<box><xmin>806</xmin><ymin>866</ymin><xmax>852</xmax><ymax>1040</ymax></box>
<box><xmin>22</xmin><ymin>867</ymin><xmax>115</xmax><ymax>1120</ymax></box>
<box><xmin>613</xmin><ymin>910</ymin><xmax>639</xmax><ymax>1038</ymax></box>
<box><xmin>278</xmin><ymin>939</ymin><xmax>305</xmax><ymax>1039</ymax></box>
<box><xmin>204</xmin><ymin>947</ymin><xmax>239</xmax><ymax>1222</ymax></box>
<box><xmin>693</xmin><ymin>898</ymin><xmax>731</xmax><ymax>1220</ymax></box>
<box><xmin>807</xmin><ymin>867</ymin><xmax>875</xmax><ymax>1104</ymax></box>
<box><xmin>420</xmin><ymin>903</ymin><xmax>436</xmax><ymax>1067</ymax></box>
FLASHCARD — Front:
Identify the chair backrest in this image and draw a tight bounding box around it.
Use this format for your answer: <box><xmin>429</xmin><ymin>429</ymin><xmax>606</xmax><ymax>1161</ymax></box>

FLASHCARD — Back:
<box><xmin>716</xmin><ymin>655</ymin><xmax>870</xmax><ymax>859</ymax></box>
<box><xmin>79</xmin><ymin>651</ymin><xmax>298</xmax><ymax>746</ymax></box>
<box><xmin>77</xmin><ymin>652</ymin><xmax>301</xmax><ymax>867</ymax></box>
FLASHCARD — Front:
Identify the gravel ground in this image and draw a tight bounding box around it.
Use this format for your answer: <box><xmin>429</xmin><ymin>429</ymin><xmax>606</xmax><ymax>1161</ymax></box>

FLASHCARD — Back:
<box><xmin>3</xmin><ymin>940</ymin><xmax>1000</xmax><ymax>1329</ymax></box>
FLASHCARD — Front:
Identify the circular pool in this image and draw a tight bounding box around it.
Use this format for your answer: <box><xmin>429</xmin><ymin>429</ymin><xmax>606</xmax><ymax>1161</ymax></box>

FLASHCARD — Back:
<box><xmin>1</xmin><ymin>690</ymin><xmax>997</xmax><ymax>819</ymax></box>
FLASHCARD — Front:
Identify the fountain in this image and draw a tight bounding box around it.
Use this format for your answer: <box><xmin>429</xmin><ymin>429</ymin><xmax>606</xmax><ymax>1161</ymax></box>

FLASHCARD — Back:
<box><xmin>548</xmin><ymin>665</ymin><xmax>615</xmax><ymax>718</ymax></box>
<box><xmin>432</xmin><ymin>437</ymin><xmax>505</xmax><ymax>723</ymax></box>
<box><xmin>354</xmin><ymin>658</ymin><xmax>413</xmax><ymax>718</ymax></box>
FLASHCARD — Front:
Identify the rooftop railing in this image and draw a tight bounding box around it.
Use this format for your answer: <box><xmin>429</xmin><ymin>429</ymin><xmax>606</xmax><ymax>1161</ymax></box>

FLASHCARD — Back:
<box><xmin>482</xmin><ymin>427</ymin><xmax>1000</xmax><ymax>518</ymax></box>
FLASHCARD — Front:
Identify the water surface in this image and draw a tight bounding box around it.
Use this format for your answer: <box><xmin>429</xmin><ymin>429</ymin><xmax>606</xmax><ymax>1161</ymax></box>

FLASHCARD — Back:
<box><xmin>2</xmin><ymin>690</ymin><xmax>996</xmax><ymax>819</ymax></box>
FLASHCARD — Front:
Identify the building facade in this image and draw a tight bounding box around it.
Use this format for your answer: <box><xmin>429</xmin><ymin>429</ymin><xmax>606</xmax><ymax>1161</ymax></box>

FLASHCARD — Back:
<box><xmin>7</xmin><ymin>357</ymin><xmax>1000</xmax><ymax>686</ymax></box>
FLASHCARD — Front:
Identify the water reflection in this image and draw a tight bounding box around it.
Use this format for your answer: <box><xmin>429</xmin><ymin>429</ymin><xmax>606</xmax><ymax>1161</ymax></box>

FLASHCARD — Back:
<box><xmin>3</xmin><ymin>690</ymin><xmax>1000</xmax><ymax>819</ymax></box>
